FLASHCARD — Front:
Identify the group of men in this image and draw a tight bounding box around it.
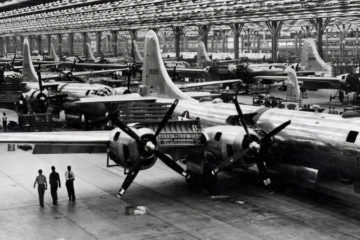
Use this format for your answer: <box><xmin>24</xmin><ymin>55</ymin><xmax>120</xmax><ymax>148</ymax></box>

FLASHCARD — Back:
<box><xmin>33</xmin><ymin>165</ymin><xmax>76</xmax><ymax>207</ymax></box>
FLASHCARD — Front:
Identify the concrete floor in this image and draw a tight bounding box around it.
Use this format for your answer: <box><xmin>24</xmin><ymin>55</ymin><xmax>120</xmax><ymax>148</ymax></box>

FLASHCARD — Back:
<box><xmin>1</xmin><ymin>144</ymin><xmax>360</xmax><ymax>240</ymax></box>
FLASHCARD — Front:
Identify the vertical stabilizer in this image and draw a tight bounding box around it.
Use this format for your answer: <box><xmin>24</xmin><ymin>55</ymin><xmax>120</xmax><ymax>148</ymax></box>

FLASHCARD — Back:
<box><xmin>87</xmin><ymin>43</ymin><xmax>97</xmax><ymax>62</ymax></box>
<box><xmin>197</xmin><ymin>41</ymin><xmax>211</xmax><ymax>65</ymax></box>
<box><xmin>49</xmin><ymin>43</ymin><xmax>60</xmax><ymax>61</ymax></box>
<box><xmin>133</xmin><ymin>40</ymin><xmax>143</xmax><ymax>63</ymax></box>
<box><xmin>285</xmin><ymin>68</ymin><xmax>301</xmax><ymax>102</ymax></box>
<box><xmin>142</xmin><ymin>31</ymin><xmax>191</xmax><ymax>100</ymax></box>
<box><xmin>301</xmin><ymin>39</ymin><xmax>332</xmax><ymax>73</ymax></box>
<box><xmin>22</xmin><ymin>38</ymin><xmax>38</xmax><ymax>82</ymax></box>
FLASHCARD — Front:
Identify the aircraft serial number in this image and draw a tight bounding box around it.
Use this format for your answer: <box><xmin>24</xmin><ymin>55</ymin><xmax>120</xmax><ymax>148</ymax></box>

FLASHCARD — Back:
<box><xmin>149</xmin><ymin>69</ymin><xmax>159</xmax><ymax>75</ymax></box>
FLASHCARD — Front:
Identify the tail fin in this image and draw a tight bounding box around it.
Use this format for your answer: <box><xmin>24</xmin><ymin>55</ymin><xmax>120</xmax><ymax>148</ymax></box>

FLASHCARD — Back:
<box><xmin>285</xmin><ymin>68</ymin><xmax>301</xmax><ymax>102</ymax></box>
<box><xmin>133</xmin><ymin>40</ymin><xmax>143</xmax><ymax>62</ymax></box>
<box><xmin>142</xmin><ymin>30</ymin><xmax>191</xmax><ymax>100</ymax></box>
<box><xmin>49</xmin><ymin>43</ymin><xmax>60</xmax><ymax>61</ymax></box>
<box><xmin>197</xmin><ymin>41</ymin><xmax>211</xmax><ymax>65</ymax></box>
<box><xmin>301</xmin><ymin>39</ymin><xmax>332</xmax><ymax>73</ymax></box>
<box><xmin>87</xmin><ymin>43</ymin><xmax>97</xmax><ymax>62</ymax></box>
<box><xmin>22</xmin><ymin>38</ymin><xmax>38</xmax><ymax>82</ymax></box>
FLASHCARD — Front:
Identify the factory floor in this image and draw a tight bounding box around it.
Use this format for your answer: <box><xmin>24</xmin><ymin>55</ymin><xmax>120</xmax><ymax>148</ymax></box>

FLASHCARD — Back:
<box><xmin>1</xmin><ymin>89</ymin><xmax>360</xmax><ymax>240</ymax></box>
<box><xmin>0</xmin><ymin>145</ymin><xmax>360</xmax><ymax>240</ymax></box>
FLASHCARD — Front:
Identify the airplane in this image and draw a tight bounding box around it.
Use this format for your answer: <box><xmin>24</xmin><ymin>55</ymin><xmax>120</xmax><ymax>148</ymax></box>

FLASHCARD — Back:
<box><xmin>252</xmin><ymin>39</ymin><xmax>360</xmax><ymax>93</ymax></box>
<box><xmin>196</xmin><ymin>39</ymin><xmax>334</xmax><ymax>84</ymax></box>
<box><xmin>73</xmin><ymin>30</ymin><xmax>360</xmax><ymax>196</ymax></box>
<box><xmin>4</xmin><ymin>38</ymin><xmax>240</xmax><ymax>124</ymax></box>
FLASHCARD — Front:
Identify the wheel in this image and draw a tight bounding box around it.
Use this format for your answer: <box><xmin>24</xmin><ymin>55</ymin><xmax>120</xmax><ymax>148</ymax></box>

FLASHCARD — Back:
<box><xmin>185</xmin><ymin>171</ymin><xmax>202</xmax><ymax>191</ymax></box>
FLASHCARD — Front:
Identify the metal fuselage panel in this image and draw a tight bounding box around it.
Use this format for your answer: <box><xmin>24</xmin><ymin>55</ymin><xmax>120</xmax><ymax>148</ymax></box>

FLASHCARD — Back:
<box><xmin>157</xmin><ymin>98</ymin><xmax>262</xmax><ymax>127</ymax></box>
<box><xmin>255</xmin><ymin>108</ymin><xmax>360</xmax><ymax>178</ymax></box>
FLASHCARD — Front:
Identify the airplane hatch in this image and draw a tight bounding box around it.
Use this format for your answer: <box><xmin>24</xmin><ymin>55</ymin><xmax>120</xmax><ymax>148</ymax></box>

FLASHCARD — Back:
<box><xmin>346</xmin><ymin>131</ymin><xmax>358</xmax><ymax>143</ymax></box>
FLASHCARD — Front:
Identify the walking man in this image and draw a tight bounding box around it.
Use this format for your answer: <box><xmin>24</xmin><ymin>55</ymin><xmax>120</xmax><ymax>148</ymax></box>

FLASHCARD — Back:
<box><xmin>65</xmin><ymin>165</ymin><xmax>76</xmax><ymax>201</ymax></box>
<box><xmin>34</xmin><ymin>169</ymin><xmax>47</xmax><ymax>207</ymax></box>
<box><xmin>49</xmin><ymin>166</ymin><xmax>61</xmax><ymax>205</ymax></box>
<box><xmin>2</xmin><ymin>112</ymin><xmax>7</xmax><ymax>131</ymax></box>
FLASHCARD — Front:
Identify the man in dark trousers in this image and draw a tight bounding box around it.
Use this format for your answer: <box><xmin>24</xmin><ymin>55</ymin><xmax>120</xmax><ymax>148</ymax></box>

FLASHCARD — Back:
<box><xmin>65</xmin><ymin>165</ymin><xmax>76</xmax><ymax>201</ymax></box>
<box><xmin>2</xmin><ymin>112</ymin><xmax>7</xmax><ymax>131</ymax></box>
<box><xmin>34</xmin><ymin>169</ymin><xmax>47</xmax><ymax>207</ymax></box>
<box><xmin>49</xmin><ymin>166</ymin><xmax>61</xmax><ymax>205</ymax></box>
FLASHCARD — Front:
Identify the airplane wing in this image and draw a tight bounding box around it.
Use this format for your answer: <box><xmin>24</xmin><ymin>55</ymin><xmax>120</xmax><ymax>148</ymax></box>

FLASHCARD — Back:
<box><xmin>0</xmin><ymin>131</ymin><xmax>110</xmax><ymax>144</ymax></box>
<box><xmin>40</xmin><ymin>69</ymin><xmax>124</xmax><ymax>81</ymax></box>
<box><xmin>185</xmin><ymin>91</ymin><xmax>221</xmax><ymax>98</ymax></box>
<box><xmin>0</xmin><ymin>131</ymin><xmax>111</xmax><ymax>154</ymax></box>
<box><xmin>60</xmin><ymin>62</ymin><xmax>129</xmax><ymax>69</ymax></box>
<box><xmin>169</xmin><ymin>67</ymin><xmax>208</xmax><ymax>74</ymax></box>
<box><xmin>74</xmin><ymin>93</ymin><xmax>157</xmax><ymax>104</ymax></box>
<box><xmin>178</xmin><ymin>79</ymin><xmax>241</xmax><ymax>89</ymax></box>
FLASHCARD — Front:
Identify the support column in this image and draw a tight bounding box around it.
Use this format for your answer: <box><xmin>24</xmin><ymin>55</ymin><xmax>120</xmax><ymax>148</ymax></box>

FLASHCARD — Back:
<box><xmin>198</xmin><ymin>25</ymin><xmax>211</xmax><ymax>50</ymax></box>
<box><xmin>220</xmin><ymin>30</ymin><xmax>228</xmax><ymax>53</ymax></box>
<box><xmin>266</xmin><ymin>20</ymin><xmax>283</xmax><ymax>63</ymax></box>
<box><xmin>356</xmin><ymin>28</ymin><xmax>359</xmax><ymax>62</ymax></box>
<box><xmin>96</xmin><ymin>31</ymin><xmax>102</xmax><ymax>57</ymax></box>
<box><xmin>298</xmin><ymin>31</ymin><xmax>302</xmax><ymax>60</ymax></box>
<box><xmin>325</xmin><ymin>29</ymin><xmax>330</xmax><ymax>61</ymax></box>
<box><xmin>68</xmin><ymin>32</ymin><xmax>74</xmax><ymax>56</ymax></box>
<box><xmin>57</xmin><ymin>34</ymin><xmax>62</xmax><ymax>58</ymax></box>
<box><xmin>129</xmin><ymin>29</ymin><xmax>138</xmax><ymax>62</ymax></box>
<box><xmin>111</xmin><ymin>30</ymin><xmax>118</xmax><ymax>57</ymax></box>
<box><xmin>337</xmin><ymin>24</ymin><xmax>352</xmax><ymax>63</ymax></box>
<box><xmin>230</xmin><ymin>23</ymin><xmax>244</xmax><ymax>59</ymax></box>
<box><xmin>257</xmin><ymin>33</ymin><xmax>261</xmax><ymax>53</ymax></box>
<box><xmin>47</xmin><ymin>35</ymin><xmax>52</xmax><ymax>55</ymax></box>
<box><xmin>172</xmin><ymin>26</ymin><xmax>184</xmax><ymax>59</ymax></box>
<box><xmin>81</xmin><ymin>32</ymin><xmax>89</xmax><ymax>58</ymax></box>
<box><xmin>37</xmin><ymin>35</ymin><xmax>43</xmax><ymax>55</ymax></box>
<box><xmin>309</xmin><ymin>17</ymin><xmax>331</xmax><ymax>58</ymax></box>
<box><xmin>0</xmin><ymin>37</ymin><xmax>4</xmax><ymax>56</ymax></box>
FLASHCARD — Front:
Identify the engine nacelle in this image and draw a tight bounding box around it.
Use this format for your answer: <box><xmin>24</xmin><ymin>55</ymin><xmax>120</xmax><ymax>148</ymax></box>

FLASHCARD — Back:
<box><xmin>204</xmin><ymin>125</ymin><xmax>259</xmax><ymax>169</ymax></box>
<box><xmin>108</xmin><ymin>127</ymin><xmax>157</xmax><ymax>171</ymax></box>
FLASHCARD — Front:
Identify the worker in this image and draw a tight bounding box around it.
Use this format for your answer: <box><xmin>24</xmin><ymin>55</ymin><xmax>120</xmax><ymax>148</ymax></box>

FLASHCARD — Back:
<box><xmin>339</xmin><ymin>90</ymin><xmax>344</xmax><ymax>104</ymax></box>
<box><xmin>2</xmin><ymin>112</ymin><xmax>7</xmax><ymax>131</ymax></box>
<box><xmin>33</xmin><ymin>169</ymin><xmax>47</xmax><ymax>207</ymax></box>
<box><xmin>65</xmin><ymin>165</ymin><xmax>76</xmax><ymax>201</ymax></box>
<box><xmin>49</xmin><ymin>166</ymin><xmax>61</xmax><ymax>205</ymax></box>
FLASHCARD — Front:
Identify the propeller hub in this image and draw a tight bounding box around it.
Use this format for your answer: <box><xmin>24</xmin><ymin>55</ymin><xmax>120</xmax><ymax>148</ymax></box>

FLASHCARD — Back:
<box><xmin>145</xmin><ymin>141</ymin><xmax>156</xmax><ymax>152</ymax></box>
<box><xmin>249</xmin><ymin>141</ymin><xmax>261</xmax><ymax>152</ymax></box>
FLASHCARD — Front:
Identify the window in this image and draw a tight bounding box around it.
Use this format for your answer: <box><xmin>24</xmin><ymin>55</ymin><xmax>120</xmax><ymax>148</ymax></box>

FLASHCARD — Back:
<box><xmin>346</xmin><ymin>131</ymin><xmax>358</xmax><ymax>143</ymax></box>
<box><xmin>214</xmin><ymin>132</ymin><xmax>222</xmax><ymax>141</ymax></box>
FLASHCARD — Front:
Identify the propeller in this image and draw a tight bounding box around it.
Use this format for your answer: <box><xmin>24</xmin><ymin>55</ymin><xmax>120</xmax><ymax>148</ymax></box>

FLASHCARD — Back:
<box><xmin>123</xmin><ymin>67</ymin><xmax>132</xmax><ymax>94</ymax></box>
<box><xmin>35</xmin><ymin>64</ymin><xmax>48</xmax><ymax>112</ymax></box>
<box><xmin>108</xmin><ymin>99</ymin><xmax>187</xmax><ymax>198</ymax></box>
<box><xmin>212</xmin><ymin>96</ymin><xmax>291</xmax><ymax>190</ymax></box>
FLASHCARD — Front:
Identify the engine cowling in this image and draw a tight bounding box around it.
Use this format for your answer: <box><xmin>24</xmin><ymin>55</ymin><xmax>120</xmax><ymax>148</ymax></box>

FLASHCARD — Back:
<box><xmin>108</xmin><ymin>127</ymin><xmax>157</xmax><ymax>171</ymax></box>
<box><xmin>204</xmin><ymin>125</ymin><xmax>259</xmax><ymax>169</ymax></box>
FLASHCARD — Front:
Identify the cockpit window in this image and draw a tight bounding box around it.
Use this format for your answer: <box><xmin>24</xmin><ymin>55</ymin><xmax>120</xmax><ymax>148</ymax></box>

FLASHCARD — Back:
<box><xmin>346</xmin><ymin>131</ymin><xmax>358</xmax><ymax>143</ymax></box>
<box><xmin>214</xmin><ymin>132</ymin><xmax>222</xmax><ymax>141</ymax></box>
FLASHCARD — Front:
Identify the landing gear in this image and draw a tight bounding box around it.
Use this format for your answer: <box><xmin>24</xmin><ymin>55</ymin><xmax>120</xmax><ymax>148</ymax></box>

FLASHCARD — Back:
<box><xmin>185</xmin><ymin>155</ymin><xmax>218</xmax><ymax>193</ymax></box>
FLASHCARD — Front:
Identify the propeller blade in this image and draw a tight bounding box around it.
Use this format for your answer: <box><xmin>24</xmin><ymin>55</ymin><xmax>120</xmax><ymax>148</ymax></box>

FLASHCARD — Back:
<box><xmin>154</xmin><ymin>150</ymin><xmax>188</xmax><ymax>177</ymax></box>
<box><xmin>116</xmin><ymin>161</ymin><xmax>142</xmax><ymax>198</ymax></box>
<box><xmin>264</xmin><ymin>120</ymin><xmax>291</xmax><ymax>140</ymax></box>
<box><xmin>211</xmin><ymin>150</ymin><xmax>247</xmax><ymax>175</ymax></box>
<box><xmin>36</xmin><ymin>68</ymin><xmax>43</xmax><ymax>93</ymax></box>
<box><xmin>255</xmin><ymin>158</ymin><xmax>272</xmax><ymax>190</ymax></box>
<box><xmin>107</xmin><ymin>112</ymin><xmax>143</xmax><ymax>144</ymax></box>
<box><xmin>233</xmin><ymin>97</ymin><xmax>250</xmax><ymax>137</ymax></box>
<box><xmin>154</xmin><ymin>99</ymin><xmax>179</xmax><ymax>137</ymax></box>
<box><xmin>70</xmin><ymin>59</ymin><xmax>76</xmax><ymax>72</ymax></box>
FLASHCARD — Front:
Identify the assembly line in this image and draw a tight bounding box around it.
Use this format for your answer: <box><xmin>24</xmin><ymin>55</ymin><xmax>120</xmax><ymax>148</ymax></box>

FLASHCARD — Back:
<box><xmin>2</xmin><ymin>1</ymin><xmax>360</xmax><ymax>240</ymax></box>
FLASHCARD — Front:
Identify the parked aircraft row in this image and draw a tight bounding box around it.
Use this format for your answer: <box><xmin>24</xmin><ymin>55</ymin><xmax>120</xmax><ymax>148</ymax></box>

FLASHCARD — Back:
<box><xmin>0</xmin><ymin>30</ymin><xmax>359</xmax><ymax>200</ymax></box>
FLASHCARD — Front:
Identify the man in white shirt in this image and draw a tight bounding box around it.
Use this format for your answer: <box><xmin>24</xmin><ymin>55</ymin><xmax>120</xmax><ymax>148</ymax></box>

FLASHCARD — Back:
<box><xmin>65</xmin><ymin>165</ymin><xmax>76</xmax><ymax>201</ymax></box>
